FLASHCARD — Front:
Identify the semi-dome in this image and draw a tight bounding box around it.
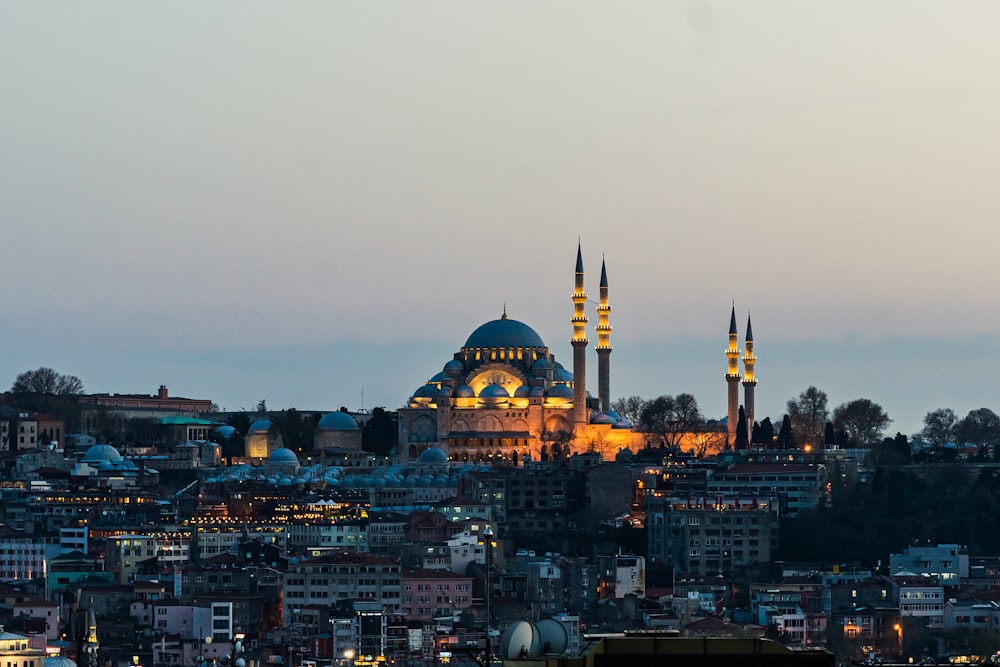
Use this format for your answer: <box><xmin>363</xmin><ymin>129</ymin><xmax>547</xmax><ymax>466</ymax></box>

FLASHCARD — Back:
<box><xmin>479</xmin><ymin>384</ymin><xmax>510</xmax><ymax>399</ymax></box>
<box><xmin>248</xmin><ymin>419</ymin><xmax>271</xmax><ymax>433</ymax></box>
<box><xmin>317</xmin><ymin>412</ymin><xmax>359</xmax><ymax>430</ymax></box>
<box><xmin>532</xmin><ymin>357</ymin><xmax>553</xmax><ymax>372</ymax></box>
<box><xmin>82</xmin><ymin>444</ymin><xmax>123</xmax><ymax>464</ymax></box>
<box><xmin>464</xmin><ymin>315</ymin><xmax>546</xmax><ymax>349</ymax></box>
<box><xmin>553</xmin><ymin>363</ymin><xmax>573</xmax><ymax>383</ymax></box>
<box><xmin>268</xmin><ymin>447</ymin><xmax>299</xmax><ymax>463</ymax></box>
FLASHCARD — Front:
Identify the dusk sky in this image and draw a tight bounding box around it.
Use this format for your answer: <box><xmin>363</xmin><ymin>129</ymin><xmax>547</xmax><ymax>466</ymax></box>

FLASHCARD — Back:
<box><xmin>3</xmin><ymin>2</ymin><xmax>999</xmax><ymax>436</ymax></box>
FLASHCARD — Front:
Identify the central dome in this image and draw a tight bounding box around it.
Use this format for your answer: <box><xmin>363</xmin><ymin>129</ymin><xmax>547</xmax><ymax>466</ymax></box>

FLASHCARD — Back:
<box><xmin>464</xmin><ymin>315</ymin><xmax>546</xmax><ymax>349</ymax></box>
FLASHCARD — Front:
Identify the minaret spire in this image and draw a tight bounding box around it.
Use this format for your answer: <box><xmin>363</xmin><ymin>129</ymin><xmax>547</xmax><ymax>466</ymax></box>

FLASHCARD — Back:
<box><xmin>596</xmin><ymin>256</ymin><xmax>612</xmax><ymax>414</ymax></box>
<box><xmin>742</xmin><ymin>312</ymin><xmax>757</xmax><ymax>436</ymax></box>
<box><xmin>725</xmin><ymin>303</ymin><xmax>742</xmax><ymax>444</ymax></box>
<box><xmin>571</xmin><ymin>242</ymin><xmax>589</xmax><ymax>433</ymax></box>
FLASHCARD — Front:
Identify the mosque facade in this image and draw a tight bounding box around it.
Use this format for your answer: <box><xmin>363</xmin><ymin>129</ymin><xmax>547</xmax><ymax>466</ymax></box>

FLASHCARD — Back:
<box><xmin>398</xmin><ymin>245</ymin><xmax>639</xmax><ymax>464</ymax></box>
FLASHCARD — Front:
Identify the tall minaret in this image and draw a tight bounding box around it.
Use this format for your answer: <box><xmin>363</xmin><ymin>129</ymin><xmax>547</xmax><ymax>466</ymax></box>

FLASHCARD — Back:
<box><xmin>83</xmin><ymin>604</ymin><xmax>100</xmax><ymax>667</ymax></box>
<box><xmin>742</xmin><ymin>313</ymin><xmax>757</xmax><ymax>432</ymax></box>
<box><xmin>725</xmin><ymin>304</ymin><xmax>741</xmax><ymax>443</ymax></box>
<box><xmin>572</xmin><ymin>243</ymin><xmax>589</xmax><ymax>430</ymax></box>
<box><xmin>595</xmin><ymin>257</ymin><xmax>612</xmax><ymax>414</ymax></box>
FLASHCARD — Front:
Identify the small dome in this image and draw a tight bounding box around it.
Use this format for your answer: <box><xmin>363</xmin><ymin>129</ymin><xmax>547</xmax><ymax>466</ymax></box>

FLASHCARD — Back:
<box><xmin>248</xmin><ymin>419</ymin><xmax>271</xmax><ymax>433</ymax></box>
<box><xmin>591</xmin><ymin>413</ymin><xmax>614</xmax><ymax>424</ymax></box>
<box><xmin>454</xmin><ymin>385</ymin><xmax>475</xmax><ymax>398</ymax></box>
<box><xmin>529</xmin><ymin>386</ymin><xmax>544</xmax><ymax>397</ymax></box>
<box><xmin>437</xmin><ymin>387</ymin><xmax>453</xmax><ymax>398</ymax></box>
<box><xmin>268</xmin><ymin>448</ymin><xmax>299</xmax><ymax>464</ymax></box>
<box><xmin>443</xmin><ymin>359</ymin><xmax>464</xmax><ymax>378</ymax></box>
<box><xmin>546</xmin><ymin>384</ymin><xmax>574</xmax><ymax>399</ymax></box>
<box><xmin>317</xmin><ymin>412</ymin><xmax>360</xmax><ymax>430</ymax></box>
<box><xmin>412</xmin><ymin>384</ymin><xmax>438</xmax><ymax>399</ymax></box>
<box><xmin>82</xmin><ymin>444</ymin><xmax>123</xmax><ymax>464</ymax></box>
<box><xmin>419</xmin><ymin>448</ymin><xmax>447</xmax><ymax>463</ymax></box>
<box><xmin>513</xmin><ymin>385</ymin><xmax>531</xmax><ymax>398</ymax></box>
<box><xmin>479</xmin><ymin>384</ymin><xmax>510</xmax><ymax>399</ymax></box>
<box><xmin>428</xmin><ymin>371</ymin><xmax>447</xmax><ymax>383</ymax></box>
<box><xmin>464</xmin><ymin>317</ymin><xmax>546</xmax><ymax>349</ymax></box>
<box><xmin>216</xmin><ymin>425</ymin><xmax>237</xmax><ymax>438</ymax></box>
<box><xmin>45</xmin><ymin>658</ymin><xmax>77</xmax><ymax>667</ymax></box>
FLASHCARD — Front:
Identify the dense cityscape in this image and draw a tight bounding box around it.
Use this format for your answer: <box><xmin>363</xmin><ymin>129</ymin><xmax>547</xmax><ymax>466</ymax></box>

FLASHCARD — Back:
<box><xmin>0</xmin><ymin>248</ymin><xmax>998</xmax><ymax>667</ymax></box>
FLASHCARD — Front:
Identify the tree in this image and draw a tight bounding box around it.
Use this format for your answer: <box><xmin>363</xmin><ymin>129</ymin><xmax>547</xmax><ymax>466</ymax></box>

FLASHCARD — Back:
<box><xmin>639</xmin><ymin>393</ymin><xmax>704</xmax><ymax>448</ymax></box>
<box><xmin>611</xmin><ymin>396</ymin><xmax>645</xmax><ymax>426</ymax></box>
<box><xmin>917</xmin><ymin>408</ymin><xmax>958</xmax><ymax>448</ymax></box>
<box><xmin>832</xmin><ymin>398</ymin><xmax>891</xmax><ymax>446</ymax></box>
<box><xmin>9</xmin><ymin>367</ymin><xmax>85</xmax><ymax>417</ymax></box>
<box><xmin>734</xmin><ymin>406</ymin><xmax>749</xmax><ymax>450</ymax></box>
<box><xmin>362</xmin><ymin>407</ymin><xmax>398</xmax><ymax>456</ymax></box>
<box><xmin>758</xmin><ymin>417</ymin><xmax>776</xmax><ymax>447</ymax></box>
<box><xmin>776</xmin><ymin>414</ymin><xmax>795</xmax><ymax>449</ymax></box>
<box><xmin>10</xmin><ymin>367</ymin><xmax>84</xmax><ymax>396</ymax></box>
<box><xmin>786</xmin><ymin>386</ymin><xmax>829</xmax><ymax>448</ymax></box>
<box><xmin>954</xmin><ymin>408</ymin><xmax>1000</xmax><ymax>454</ymax></box>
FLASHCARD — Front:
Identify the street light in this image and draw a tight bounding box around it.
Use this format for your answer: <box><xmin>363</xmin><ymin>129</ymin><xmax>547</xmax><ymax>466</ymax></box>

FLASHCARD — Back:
<box><xmin>482</xmin><ymin>526</ymin><xmax>494</xmax><ymax>666</ymax></box>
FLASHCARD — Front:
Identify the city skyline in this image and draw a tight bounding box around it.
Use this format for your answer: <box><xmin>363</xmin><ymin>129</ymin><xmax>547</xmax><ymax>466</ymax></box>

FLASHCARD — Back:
<box><xmin>3</xmin><ymin>2</ymin><xmax>999</xmax><ymax>436</ymax></box>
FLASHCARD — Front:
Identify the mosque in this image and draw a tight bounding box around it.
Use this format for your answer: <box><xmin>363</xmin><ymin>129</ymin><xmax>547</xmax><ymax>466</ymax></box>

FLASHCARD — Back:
<box><xmin>398</xmin><ymin>244</ymin><xmax>761</xmax><ymax>463</ymax></box>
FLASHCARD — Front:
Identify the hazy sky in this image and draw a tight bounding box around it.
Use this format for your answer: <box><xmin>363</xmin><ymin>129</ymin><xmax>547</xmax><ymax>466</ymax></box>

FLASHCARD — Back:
<box><xmin>3</xmin><ymin>2</ymin><xmax>999</xmax><ymax>435</ymax></box>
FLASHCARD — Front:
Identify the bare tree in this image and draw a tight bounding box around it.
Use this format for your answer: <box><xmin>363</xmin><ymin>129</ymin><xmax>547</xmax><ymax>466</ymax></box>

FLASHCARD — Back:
<box><xmin>11</xmin><ymin>367</ymin><xmax>84</xmax><ymax>396</ymax></box>
<box><xmin>611</xmin><ymin>395</ymin><xmax>645</xmax><ymax>426</ymax></box>
<box><xmin>639</xmin><ymin>393</ymin><xmax>705</xmax><ymax>448</ymax></box>
<box><xmin>786</xmin><ymin>386</ymin><xmax>829</xmax><ymax>447</ymax></box>
<box><xmin>917</xmin><ymin>408</ymin><xmax>958</xmax><ymax>448</ymax></box>
<box><xmin>832</xmin><ymin>398</ymin><xmax>891</xmax><ymax>446</ymax></box>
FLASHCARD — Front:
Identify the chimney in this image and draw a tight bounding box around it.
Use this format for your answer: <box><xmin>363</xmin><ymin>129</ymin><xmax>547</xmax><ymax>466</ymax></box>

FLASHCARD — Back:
<box><xmin>158</xmin><ymin>385</ymin><xmax>168</xmax><ymax>399</ymax></box>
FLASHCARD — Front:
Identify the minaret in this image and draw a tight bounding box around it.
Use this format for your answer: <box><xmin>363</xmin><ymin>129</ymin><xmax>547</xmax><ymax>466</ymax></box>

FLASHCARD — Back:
<box><xmin>572</xmin><ymin>243</ymin><xmax>589</xmax><ymax>430</ymax></box>
<box><xmin>725</xmin><ymin>305</ymin><xmax>741</xmax><ymax>443</ymax></box>
<box><xmin>83</xmin><ymin>604</ymin><xmax>100</xmax><ymax>667</ymax></box>
<box><xmin>595</xmin><ymin>257</ymin><xmax>612</xmax><ymax>414</ymax></box>
<box><xmin>742</xmin><ymin>313</ymin><xmax>757</xmax><ymax>432</ymax></box>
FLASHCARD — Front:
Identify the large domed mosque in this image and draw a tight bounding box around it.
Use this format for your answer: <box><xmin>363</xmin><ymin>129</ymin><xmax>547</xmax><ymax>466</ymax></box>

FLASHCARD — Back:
<box><xmin>398</xmin><ymin>244</ymin><xmax>640</xmax><ymax>464</ymax></box>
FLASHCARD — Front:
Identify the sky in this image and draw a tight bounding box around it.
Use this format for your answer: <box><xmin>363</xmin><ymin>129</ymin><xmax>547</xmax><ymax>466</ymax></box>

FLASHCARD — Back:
<box><xmin>2</xmin><ymin>1</ymin><xmax>999</xmax><ymax>436</ymax></box>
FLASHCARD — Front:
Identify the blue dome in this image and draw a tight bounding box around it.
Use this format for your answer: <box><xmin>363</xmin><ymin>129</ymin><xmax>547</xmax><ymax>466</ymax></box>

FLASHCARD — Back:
<box><xmin>532</xmin><ymin>357</ymin><xmax>553</xmax><ymax>371</ymax></box>
<box><xmin>546</xmin><ymin>384</ymin><xmax>574</xmax><ymax>399</ymax></box>
<box><xmin>479</xmin><ymin>384</ymin><xmax>510</xmax><ymax>398</ymax></box>
<box><xmin>216</xmin><ymin>425</ymin><xmax>237</xmax><ymax>438</ymax></box>
<box><xmin>428</xmin><ymin>371</ymin><xmax>447</xmax><ymax>383</ymax></box>
<box><xmin>513</xmin><ymin>385</ymin><xmax>531</xmax><ymax>398</ymax></box>
<box><xmin>248</xmin><ymin>419</ymin><xmax>271</xmax><ymax>433</ymax></box>
<box><xmin>464</xmin><ymin>316</ymin><xmax>546</xmax><ymax>349</ymax></box>
<box><xmin>318</xmin><ymin>412</ymin><xmax>359</xmax><ymax>430</ymax></box>
<box><xmin>591</xmin><ymin>413</ymin><xmax>614</xmax><ymax>424</ymax></box>
<box><xmin>419</xmin><ymin>447</ymin><xmax>448</xmax><ymax>463</ymax></box>
<box><xmin>82</xmin><ymin>444</ymin><xmax>123</xmax><ymax>464</ymax></box>
<box><xmin>268</xmin><ymin>447</ymin><xmax>299</xmax><ymax>463</ymax></box>
<box><xmin>443</xmin><ymin>359</ymin><xmax>464</xmax><ymax>377</ymax></box>
<box><xmin>412</xmin><ymin>384</ymin><xmax>438</xmax><ymax>399</ymax></box>
<box><xmin>454</xmin><ymin>385</ymin><xmax>475</xmax><ymax>398</ymax></box>
<box><xmin>553</xmin><ymin>363</ymin><xmax>573</xmax><ymax>383</ymax></box>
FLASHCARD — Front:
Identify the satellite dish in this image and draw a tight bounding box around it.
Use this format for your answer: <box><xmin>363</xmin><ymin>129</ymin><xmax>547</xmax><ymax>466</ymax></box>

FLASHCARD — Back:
<box><xmin>499</xmin><ymin>621</ymin><xmax>541</xmax><ymax>659</ymax></box>
<box><xmin>536</xmin><ymin>619</ymin><xmax>568</xmax><ymax>654</ymax></box>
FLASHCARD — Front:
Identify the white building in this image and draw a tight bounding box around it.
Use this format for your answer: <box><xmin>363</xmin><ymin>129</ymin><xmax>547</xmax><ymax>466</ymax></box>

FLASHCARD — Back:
<box><xmin>890</xmin><ymin>544</ymin><xmax>968</xmax><ymax>584</ymax></box>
